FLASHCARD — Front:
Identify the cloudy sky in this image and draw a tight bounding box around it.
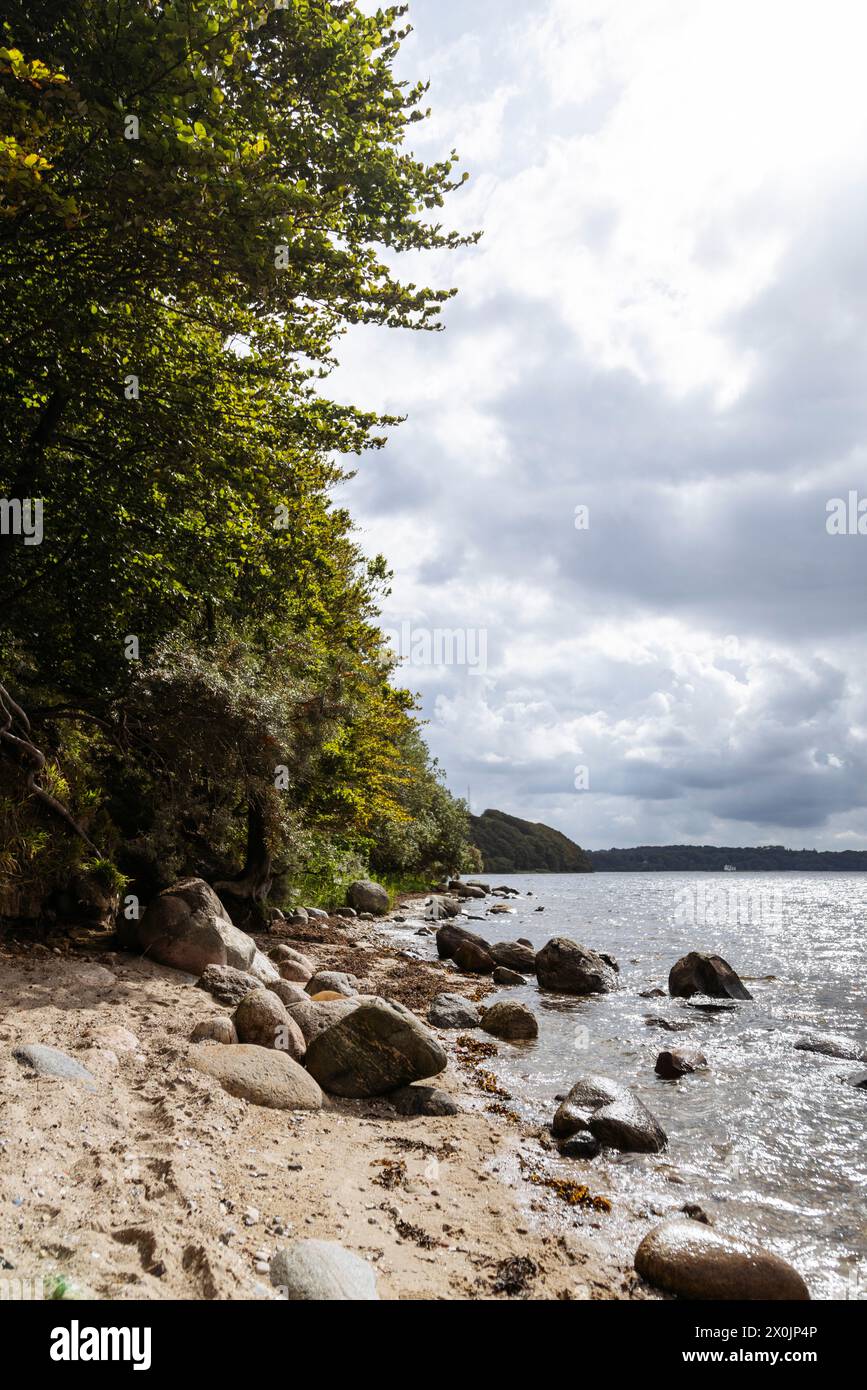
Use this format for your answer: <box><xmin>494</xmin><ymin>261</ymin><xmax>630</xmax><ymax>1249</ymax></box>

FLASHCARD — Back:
<box><xmin>336</xmin><ymin>0</ymin><xmax>867</xmax><ymax>851</ymax></box>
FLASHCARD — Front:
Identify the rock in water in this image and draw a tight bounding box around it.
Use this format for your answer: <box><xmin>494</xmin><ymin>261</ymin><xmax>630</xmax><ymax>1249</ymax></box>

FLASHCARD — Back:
<box><xmin>428</xmin><ymin>993</ymin><xmax>482</xmax><ymax>1029</ymax></box>
<box><xmin>481</xmin><ymin>1000</ymin><xmax>538</xmax><ymax>1040</ymax></box>
<box><xmin>197</xmin><ymin>963</ymin><xmax>263</xmax><ymax>1007</ymax></box>
<box><xmin>346</xmin><ymin>879</ymin><xmax>389</xmax><ymax>916</ymax></box>
<box><xmin>845</xmin><ymin>1070</ymin><xmax>867</xmax><ymax>1088</ymax></box>
<box><xmin>490</xmin><ymin>941</ymin><xmax>537</xmax><ymax>973</ymax></box>
<box><xmin>553</xmin><ymin>1074</ymin><xmax>666</xmax><ymax>1152</ymax></box>
<box><xmin>795</xmin><ymin>1033</ymin><xmax>867</xmax><ymax>1062</ymax></box>
<box><xmin>535</xmin><ymin>938</ymin><xmax>618</xmax><ymax>995</ymax></box>
<box><xmin>270</xmin><ymin>1240</ymin><xmax>378</xmax><ymax>1300</ymax></box>
<box><xmin>655</xmin><ymin>1049</ymin><xmax>707</xmax><ymax>1079</ymax></box>
<box><xmin>389</xmin><ymin>1085</ymin><xmax>464</xmax><ymax>1116</ymax></box>
<box><xmin>557</xmin><ymin>1132</ymin><xmax>601</xmax><ymax>1159</ymax></box>
<box><xmin>13</xmin><ymin>1043</ymin><xmax>97</xmax><ymax>1091</ymax></box>
<box><xmin>190</xmin><ymin>1044</ymin><xmax>322</xmax><ymax>1110</ymax></box>
<box><xmin>635</xmin><ymin>1220</ymin><xmax>809</xmax><ymax>1300</ymax></box>
<box><xmin>668</xmin><ymin>952</ymin><xmax>752</xmax><ymax>1000</ymax></box>
<box><xmin>492</xmin><ymin>966</ymin><xmax>525</xmax><ymax>986</ymax></box>
<box><xmin>304</xmin><ymin>998</ymin><xmax>447</xmax><ymax>1097</ymax></box>
<box><xmin>453</xmin><ymin>940</ymin><xmax>495</xmax><ymax>974</ymax></box>
<box><xmin>138</xmin><ymin>877</ymin><xmax>256</xmax><ymax>974</ymax></box>
<box><xmin>435</xmin><ymin>921</ymin><xmax>492</xmax><ymax>961</ymax></box>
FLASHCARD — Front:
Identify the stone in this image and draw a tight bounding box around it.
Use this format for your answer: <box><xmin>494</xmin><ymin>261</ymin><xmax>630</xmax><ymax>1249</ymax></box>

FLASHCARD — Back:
<box><xmin>435</xmin><ymin>921</ymin><xmax>491</xmax><ymax>961</ymax></box>
<box><xmin>310</xmin><ymin>990</ymin><xmax>346</xmax><ymax>1001</ymax></box>
<box><xmin>248</xmin><ymin>949</ymin><xmax>280</xmax><ymax>985</ymax></box>
<box><xmin>305</xmin><ymin>970</ymin><xmax>358</xmax><ymax>998</ymax></box>
<box><xmin>388</xmin><ymin>1085</ymin><xmax>464</xmax><ymax>1116</ymax></box>
<box><xmin>845</xmin><ymin>1070</ymin><xmax>867</xmax><ymax>1088</ymax></box>
<box><xmin>490</xmin><ymin>941</ymin><xmax>536</xmax><ymax>973</ymax></box>
<box><xmin>304</xmin><ymin>998</ymin><xmax>447</xmax><ymax>1097</ymax></box>
<box><xmin>481</xmin><ymin>1000</ymin><xmax>538</xmax><ymax>1040</ymax></box>
<box><xmin>332</xmin><ymin>907</ymin><xmax>356</xmax><ymax>918</ymax></box>
<box><xmin>347</xmin><ymin>879</ymin><xmax>390</xmax><ymax>916</ymax></box>
<box><xmin>303</xmin><ymin>907</ymin><xmax>329</xmax><ymax>920</ymax></box>
<box><xmin>639</xmin><ymin>987</ymin><xmax>666</xmax><ymax>999</ymax></box>
<box><xmin>270</xmin><ymin>1240</ymin><xmax>378</xmax><ymax>1300</ymax></box>
<box><xmin>536</xmin><ymin>938</ymin><xmax>618</xmax><ymax>995</ymax></box>
<box><xmin>267</xmin><ymin>979</ymin><xmax>310</xmax><ymax>1007</ymax></box>
<box><xmin>644</xmin><ymin>1015</ymin><xmax>695</xmax><ymax>1032</ymax></box>
<box><xmin>634</xmin><ymin>1220</ymin><xmax>809</xmax><ymax>1300</ymax></box>
<box><xmin>553</xmin><ymin>1074</ymin><xmax>666</xmax><ymax>1153</ymax></box>
<box><xmin>487</xmin><ymin>903</ymin><xmax>514</xmax><ymax>914</ymax></box>
<box><xmin>138</xmin><ymin>878</ymin><xmax>256</xmax><ymax>974</ymax></box>
<box><xmin>190</xmin><ymin>1044</ymin><xmax>322</xmax><ymax>1111</ymax></box>
<box><xmin>233</xmin><ymin>989</ymin><xmax>290</xmax><ymax>1049</ymax></box>
<box><xmin>557</xmin><ymin>1132</ymin><xmax>601</xmax><ymax>1160</ymax></box>
<box><xmin>794</xmin><ymin>1033</ymin><xmax>867</xmax><ymax>1062</ymax></box>
<box><xmin>454</xmin><ymin>940</ymin><xmax>495</xmax><ymax>974</ymax></box>
<box><xmin>668</xmin><ymin>952</ymin><xmax>752</xmax><ymax>1000</ymax></box>
<box><xmin>196</xmin><ymin>962</ymin><xmax>264</xmax><ymax>1007</ymax></box>
<box><xmin>428</xmin><ymin>993</ymin><xmax>482</xmax><ymax>1029</ymax></box>
<box><xmin>13</xmin><ymin>1043</ymin><xmax>97</xmax><ymax>1091</ymax></box>
<box><xmin>655</xmin><ymin>1049</ymin><xmax>707</xmax><ymax>1080</ymax></box>
<box><xmin>278</xmin><ymin>958</ymin><xmax>313</xmax><ymax>983</ymax></box>
<box><xmin>447</xmin><ymin>880</ymin><xmax>487</xmax><ymax>899</ymax></box>
<box><xmin>284</xmin><ymin>996</ymin><xmax>359</xmax><ymax>1045</ymax></box>
<box><xmin>82</xmin><ymin>1025</ymin><xmax>140</xmax><ymax>1053</ymax></box>
<box><xmin>191</xmin><ymin>1016</ymin><xmax>238</xmax><ymax>1044</ymax></box>
<box><xmin>492</xmin><ymin>966</ymin><xmax>525</xmax><ymax>986</ymax></box>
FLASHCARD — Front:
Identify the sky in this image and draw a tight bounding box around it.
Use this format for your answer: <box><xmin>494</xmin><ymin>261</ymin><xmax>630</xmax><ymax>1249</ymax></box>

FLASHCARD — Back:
<box><xmin>334</xmin><ymin>0</ymin><xmax>867</xmax><ymax>851</ymax></box>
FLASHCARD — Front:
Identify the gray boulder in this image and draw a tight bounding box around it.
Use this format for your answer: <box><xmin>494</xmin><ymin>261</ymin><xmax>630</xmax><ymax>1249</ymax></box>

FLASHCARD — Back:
<box><xmin>139</xmin><ymin>878</ymin><xmax>255</xmax><ymax>974</ymax></box>
<box><xmin>13</xmin><ymin>1043</ymin><xmax>97</xmax><ymax>1091</ymax></box>
<box><xmin>248</xmin><ymin>949</ymin><xmax>281</xmax><ymax>985</ymax></box>
<box><xmin>481</xmin><ymin>1000</ymin><xmax>538</xmax><ymax>1040</ymax></box>
<box><xmin>267</xmin><ymin>979</ymin><xmax>310</xmax><ymax>1008</ymax></box>
<box><xmin>389</xmin><ymin>1084</ymin><xmax>464</xmax><ymax>1116</ymax></box>
<box><xmin>635</xmin><ymin>1220</ymin><xmax>809</xmax><ymax>1300</ymax></box>
<box><xmin>428</xmin><ymin>992</ymin><xmax>482</xmax><ymax>1029</ymax></box>
<box><xmin>306</xmin><ymin>970</ymin><xmax>359</xmax><ymax>998</ymax></box>
<box><xmin>197</xmin><ymin>963</ymin><xmax>263</xmax><ymax>1007</ymax></box>
<box><xmin>347</xmin><ymin>879</ymin><xmax>389</xmax><ymax>916</ymax></box>
<box><xmin>233</xmin><ymin>990</ymin><xmax>304</xmax><ymax>1057</ymax></box>
<box><xmin>284</xmin><ymin>996</ymin><xmax>359</xmax><ymax>1045</ymax></box>
<box><xmin>189</xmin><ymin>1044</ymin><xmax>323</xmax><ymax>1110</ymax></box>
<box><xmin>553</xmin><ymin>1074</ymin><xmax>666</xmax><ymax>1153</ymax></box>
<box><xmin>557</xmin><ymin>1132</ymin><xmax>601</xmax><ymax>1159</ymax></box>
<box><xmin>795</xmin><ymin>1033</ymin><xmax>867</xmax><ymax>1062</ymax></box>
<box><xmin>536</xmin><ymin>938</ymin><xmax>618</xmax><ymax>995</ymax></box>
<box><xmin>668</xmin><ymin>952</ymin><xmax>752</xmax><ymax>1000</ymax></box>
<box><xmin>304</xmin><ymin>998</ymin><xmax>447</xmax><ymax>1097</ymax></box>
<box><xmin>448</xmin><ymin>880</ymin><xmax>487</xmax><ymax>899</ymax></box>
<box><xmin>490</xmin><ymin>941</ymin><xmax>537</xmax><ymax>973</ymax></box>
<box><xmin>270</xmin><ymin>1240</ymin><xmax>378</xmax><ymax>1300</ymax></box>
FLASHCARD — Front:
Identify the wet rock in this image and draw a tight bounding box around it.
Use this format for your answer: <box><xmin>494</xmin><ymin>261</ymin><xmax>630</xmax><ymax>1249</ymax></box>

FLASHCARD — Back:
<box><xmin>428</xmin><ymin>993</ymin><xmax>482</xmax><ymax>1029</ymax></box>
<box><xmin>191</xmin><ymin>1016</ymin><xmax>238</xmax><ymax>1044</ymax></box>
<box><xmin>668</xmin><ymin>952</ymin><xmax>752</xmax><ymax>1000</ymax></box>
<box><xmin>487</xmin><ymin>903</ymin><xmax>514</xmax><ymax>915</ymax></box>
<box><xmin>347</xmin><ymin>880</ymin><xmax>389</xmax><ymax>916</ymax></box>
<box><xmin>190</xmin><ymin>1044</ymin><xmax>322</xmax><ymax>1111</ymax></box>
<box><xmin>644</xmin><ymin>1015</ymin><xmax>695</xmax><ymax>1032</ymax></box>
<box><xmin>490</xmin><ymin>941</ymin><xmax>536</xmax><ymax>974</ymax></box>
<box><xmin>435</xmin><ymin>921</ymin><xmax>491</xmax><ymax>961</ymax></box>
<box><xmin>681</xmin><ymin>1203</ymin><xmax>712</xmax><ymax>1224</ymax></box>
<box><xmin>389</xmin><ymin>1084</ymin><xmax>464</xmax><ymax>1116</ymax></box>
<box><xmin>795</xmin><ymin>1033</ymin><xmax>867</xmax><ymax>1062</ymax></box>
<box><xmin>304</xmin><ymin>998</ymin><xmax>447</xmax><ymax>1098</ymax></box>
<box><xmin>197</xmin><ymin>963</ymin><xmax>263</xmax><ymax>1007</ymax></box>
<box><xmin>305</xmin><ymin>970</ymin><xmax>359</xmax><ymax>998</ymax></box>
<box><xmin>640</xmin><ymin>987</ymin><xmax>666</xmax><ymax>999</ymax></box>
<box><xmin>844</xmin><ymin>1070</ymin><xmax>867</xmax><ymax>1088</ymax></box>
<box><xmin>535</xmin><ymin>938</ymin><xmax>618</xmax><ymax>995</ymax></box>
<box><xmin>139</xmin><ymin>878</ymin><xmax>256</xmax><ymax>974</ymax></box>
<box><xmin>454</xmin><ymin>940</ymin><xmax>495</xmax><ymax>974</ymax></box>
<box><xmin>557</xmin><ymin>1132</ymin><xmax>601</xmax><ymax>1160</ymax></box>
<box><xmin>332</xmin><ymin>907</ymin><xmax>357</xmax><ymax>918</ymax></box>
<box><xmin>552</xmin><ymin>1074</ymin><xmax>667</xmax><ymax>1153</ymax></box>
<box><xmin>634</xmin><ymin>1220</ymin><xmax>809</xmax><ymax>1300</ymax></box>
<box><xmin>655</xmin><ymin>1049</ymin><xmax>707</xmax><ymax>1080</ymax></box>
<box><xmin>270</xmin><ymin>1239</ymin><xmax>378</xmax><ymax>1300</ymax></box>
<box><xmin>13</xmin><ymin>1043</ymin><xmax>97</xmax><ymax>1091</ymax></box>
<box><xmin>481</xmin><ymin>1000</ymin><xmax>538</xmax><ymax>1040</ymax></box>
<box><xmin>492</xmin><ymin>966</ymin><xmax>525</xmax><ymax>986</ymax></box>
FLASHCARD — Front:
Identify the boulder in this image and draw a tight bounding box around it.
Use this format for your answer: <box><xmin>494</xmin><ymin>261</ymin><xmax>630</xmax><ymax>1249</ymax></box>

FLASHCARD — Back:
<box><xmin>388</xmin><ymin>1084</ymin><xmax>464</xmax><ymax>1117</ymax></box>
<box><xmin>668</xmin><ymin>952</ymin><xmax>752</xmax><ymax>1000</ymax></box>
<box><xmin>492</xmin><ymin>966</ymin><xmax>525</xmax><ymax>986</ymax></box>
<box><xmin>190</xmin><ymin>1044</ymin><xmax>322</xmax><ymax>1111</ymax></box>
<box><xmin>490</xmin><ymin>941</ymin><xmax>537</xmax><ymax>974</ymax></box>
<box><xmin>284</xmin><ymin>996</ymin><xmax>359</xmax><ymax>1045</ymax></box>
<box><xmin>655</xmin><ymin>1049</ymin><xmax>707</xmax><ymax>1080</ymax></box>
<box><xmin>557</xmin><ymin>1132</ymin><xmax>601</xmax><ymax>1160</ymax></box>
<box><xmin>277</xmin><ymin>959</ymin><xmax>313</xmax><ymax>984</ymax></box>
<box><xmin>267</xmin><ymin>979</ymin><xmax>310</xmax><ymax>1007</ymax></box>
<box><xmin>248</xmin><ymin>949</ymin><xmax>280</xmax><ymax>985</ymax></box>
<box><xmin>845</xmin><ymin>1070</ymin><xmax>867</xmax><ymax>1088</ymax></box>
<box><xmin>454</xmin><ymin>940</ymin><xmax>495</xmax><ymax>974</ymax></box>
<box><xmin>13</xmin><ymin>1043</ymin><xmax>97</xmax><ymax>1091</ymax></box>
<box><xmin>428</xmin><ymin>993</ymin><xmax>482</xmax><ymax>1029</ymax></box>
<box><xmin>487</xmin><ymin>903</ymin><xmax>514</xmax><ymax>914</ymax></box>
<box><xmin>347</xmin><ymin>879</ymin><xmax>389</xmax><ymax>916</ymax></box>
<box><xmin>233</xmin><ymin>990</ymin><xmax>293</xmax><ymax>1051</ymax></box>
<box><xmin>448</xmin><ymin>880</ymin><xmax>487</xmax><ymax>899</ymax></box>
<box><xmin>270</xmin><ymin>1240</ymin><xmax>378</xmax><ymax>1301</ymax></box>
<box><xmin>795</xmin><ymin>1033</ymin><xmax>867</xmax><ymax>1062</ymax></box>
<box><xmin>634</xmin><ymin>1220</ymin><xmax>809</xmax><ymax>1300</ymax></box>
<box><xmin>435</xmin><ymin>921</ymin><xmax>491</xmax><ymax>961</ymax></box>
<box><xmin>310</xmin><ymin>990</ymin><xmax>347</xmax><ymax>1002</ymax></box>
<box><xmin>481</xmin><ymin>1000</ymin><xmax>538</xmax><ymax>1040</ymax></box>
<box><xmin>305</xmin><ymin>970</ymin><xmax>358</xmax><ymax>998</ymax></box>
<box><xmin>197</xmin><ymin>963</ymin><xmax>263</xmax><ymax>1007</ymax></box>
<box><xmin>304</xmin><ymin>998</ymin><xmax>447</xmax><ymax>1098</ymax></box>
<box><xmin>138</xmin><ymin>878</ymin><xmax>256</xmax><ymax>975</ymax></box>
<box><xmin>467</xmin><ymin>881</ymin><xmax>491</xmax><ymax>893</ymax></box>
<box><xmin>536</xmin><ymin>938</ymin><xmax>618</xmax><ymax>995</ymax></box>
<box><xmin>191</xmin><ymin>1016</ymin><xmax>238</xmax><ymax>1045</ymax></box>
<box><xmin>553</xmin><ymin>1074</ymin><xmax>666</xmax><ymax>1153</ymax></box>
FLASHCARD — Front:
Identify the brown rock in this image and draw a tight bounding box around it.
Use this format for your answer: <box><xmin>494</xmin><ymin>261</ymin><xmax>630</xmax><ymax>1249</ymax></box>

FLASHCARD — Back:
<box><xmin>453</xmin><ymin>940</ymin><xmax>495</xmax><ymax>974</ymax></box>
<box><xmin>191</xmin><ymin>1016</ymin><xmax>238</xmax><ymax>1045</ymax></box>
<box><xmin>190</xmin><ymin>1044</ymin><xmax>322</xmax><ymax>1111</ymax></box>
<box><xmin>655</xmin><ymin>1049</ymin><xmax>707</xmax><ymax>1079</ymax></box>
<box><xmin>668</xmin><ymin>952</ymin><xmax>752</xmax><ymax>1000</ymax></box>
<box><xmin>635</xmin><ymin>1220</ymin><xmax>809</xmax><ymax>1300</ymax></box>
<box><xmin>481</xmin><ymin>1000</ymin><xmax>538</xmax><ymax>1040</ymax></box>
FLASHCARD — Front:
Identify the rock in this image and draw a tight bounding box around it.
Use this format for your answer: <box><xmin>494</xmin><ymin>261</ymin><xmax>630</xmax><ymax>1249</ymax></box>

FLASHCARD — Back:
<box><xmin>305</xmin><ymin>970</ymin><xmax>358</xmax><ymax>998</ymax></box>
<box><xmin>190</xmin><ymin>1044</ymin><xmax>322</xmax><ymax>1111</ymax></box>
<box><xmin>634</xmin><ymin>1220</ymin><xmax>809</xmax><ymax>1300</ymax></box>
<box><xmin>655</xmin><ymin>1049</ymin><xmax>707</xmax><ymax>1080</ymax></box>
<box><xmin>278</xmin><ymin>958</ymin><xmax>314</xmax><ymax>984</ymax></box>
<box><xmin>389</xmin><ymin>1085</ymin><xmax>464</xmax><ymax>1116</ymax></box>
<box><xmin>303</xmin><ymin>907</ymin><xmax>329</xmax><ymax>920</ymax></box>
<box><xmin>795</xmin><ymin>1033</ymin><xmax>867</xmax><ymax>1062</ymax></box>
<box><xmin>248</xmin><ymin>949</ymin><xmax>280</xmax><ymax>985</ymax></box>
<box><xmin>845</xmin><ymin>1070</ymin><xmax>867</xmax><ymax>1088</ymax></box>
<box><xmin>284</xmin><ymin>996</ymin><xmax>359</xmax><ymax>1045</ymax></box>
<box><xmin>448</xmin><ymin>880</ymin><xmax>487</xmax><ymax>899</ymax></box>
<box><xmin>233</xmin><ymin>990</ymin><xmax>290</xmax><ymax>1049</ymax></box>
<box><xmin>492</xmin><ymin>966</ymin><xmax>525</xmax><ymax>986</ymax></box>
<box><xmin>644</xmin><ymin>1015</ymin><xmax>695</xmax><ymax>1032</ymax></box>
<box><xmin>138</xmin><ymin>878</ymin><xmax>256</xmax><ymax>974</ymax></box>
<box><xmin>332</xmin><ymin>906</ymin><xmax>357</xmax><ymax>918</ymax></box>
<box><xmin>435</xmin><ymin>921</ymin><xmax>491</xmax><ymax>961</ymax></box>
<box><xmin>536</xmin><ymin>938</ymin><xmax>618</xmax><ymax>995</ymax></box>
<box><xmin>197</xmin><ymin>963</ymin><xmax>262</xmax><ymax>1007</ymax></box>
<box><xmin>454</xmin><ymin>940</ymin><xmax>495</xmax><ymax>974</ymax></box>
<box><xmin>267</xmin><ymin>979</ymin><xmax>310</xmax><ymax>1007</ymax></box>
<box><xmin>682</xmin><ymin>1203</ymin><xmax>712</xmax><ymax>1224</ymax></box>
<box><xmin>347</xmin><ymin>879</ymin><xmax>389</xmax><ymax>916</ymax></box>
<box><xmin>481</xmin><ymin>1000</ymin><xmax>538</xmax><ymax>1040</ymax></box>
<box><xmin>415</xmin><ymin>926</ymin><xmax>432</xmax><ymax>936</ymax></box>
<box><xmin>310</xmin><ymin>990</ymin><xmax>346</xmax><ymax>1001</ymax></box>
<box><xmin>639</xmin><ymin>987</ymin><xmax>666</xmax><ymax>999</ymax></box>
<box><xmin>13</xmin><ymin>1043</ymin><xmax>97</xmax><ymax>1091</ymax></box>
<box><xmin>490</xmin><ymin>941</ymin><xmax>536</xmax><ymax>973</ymax></box>
<box><xmin>557</xmin><ymin>1132</ymin><xmax>601</xmax><ymax>1160</ymax></box>
<box><xmin>487</xmin><ymin>903</ymin><xmax>514</xmax><ymax>914</ymax></box>
<box><xmin>428</xmin><ymin>993</ymin><xmax>482</xmax><ymax>1029</ymax></box>
<box><xmin>191</xmin><ymin>1016</ymin><xmax>238</xmax><ymax>1045</ymax></box>
<box><xmin>668</xmin><ymin>951</ymin><xmax>752</xmax><ymax>1000</ymax></box>
<box><xmin>284</xmin><ymin>907</ymin><xmax>309</xmax><ymax>926</ymax></box>
<box><xmin>269</xmin><ymin>1240</ymin><xmax>378</xmax><ymax>1300</ymax></box>
<box><xmin>82</xmin><ymin>1025</ymin><xmax>141</xmax><ymax>1053</ymax></box>
<box><xmin>553</xmin><ymin>1074</ymin><xmax>667</xmax><ymax>1153</ymax></box>
<box><xmin>304</xmin><ymin>998</ymin><xmax>447</xmax><ymax>1098</ymax></box>
<box><xmin>467</xmin><ymin>880</ymin><xmax>491</xmax><ymax>893</ymax></box>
